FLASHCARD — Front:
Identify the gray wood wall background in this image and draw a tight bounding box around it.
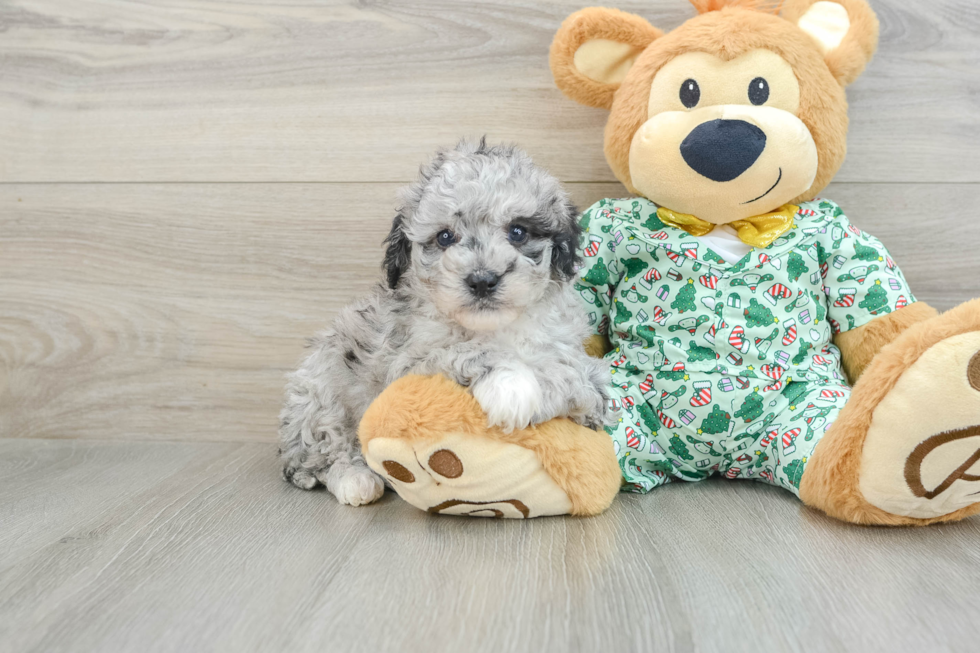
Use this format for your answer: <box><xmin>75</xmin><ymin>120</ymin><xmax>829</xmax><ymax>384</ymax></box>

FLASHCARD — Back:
<box><xmin>2</xmin><ymin>0</ymin><xmax>979</xmax><ymax>443</ymax></box>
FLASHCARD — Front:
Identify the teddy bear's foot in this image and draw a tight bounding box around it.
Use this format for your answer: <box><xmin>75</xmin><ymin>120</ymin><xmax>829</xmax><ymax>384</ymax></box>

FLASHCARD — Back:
<box><xmin>358</xmin><ymin>375</ymin><xmax>622</xmax><ymax>518</ymax></box>
<box><xmin>802</xmin><ymin>299</ymin><xmax>980</xmax><ymax>525</ymax></box>
<box><xmin>364</xmin><ymin>432</ymin><xmax>573</xmax><ymax>518</ymax></box>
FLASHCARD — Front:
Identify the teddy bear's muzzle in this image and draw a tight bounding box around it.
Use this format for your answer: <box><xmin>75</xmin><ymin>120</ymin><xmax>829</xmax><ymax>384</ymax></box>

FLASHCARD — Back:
<box><xmin>680</xmin><ymin>118</ymin><xmax>767</xmax><ymax>182</ymax></box>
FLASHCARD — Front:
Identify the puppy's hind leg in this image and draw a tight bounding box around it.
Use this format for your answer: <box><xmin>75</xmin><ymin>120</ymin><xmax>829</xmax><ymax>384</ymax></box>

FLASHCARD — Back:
<box><xmin>278</xmin><ymin>373</ymin><xmax>384</xmax><ymax>505</ymax></box>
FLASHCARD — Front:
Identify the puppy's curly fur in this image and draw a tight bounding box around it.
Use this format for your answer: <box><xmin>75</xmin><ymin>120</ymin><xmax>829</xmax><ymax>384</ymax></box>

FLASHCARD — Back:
<box><xmin>278</xmin><ymin>140</ymin><xmax>612</xmax><ymax>506</ymax></box>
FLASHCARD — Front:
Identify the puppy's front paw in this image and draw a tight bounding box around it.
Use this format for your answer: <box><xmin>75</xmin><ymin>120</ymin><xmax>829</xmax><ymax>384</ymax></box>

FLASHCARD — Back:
<box><xmin>472</xmin><ymin>368</ymin><xmax>543</xmax><ymax>432</ymax></box>
<box><xmin>325</xmin><ymin>465</ymin><xmax>385</xmax><ymax>507</ymax></box>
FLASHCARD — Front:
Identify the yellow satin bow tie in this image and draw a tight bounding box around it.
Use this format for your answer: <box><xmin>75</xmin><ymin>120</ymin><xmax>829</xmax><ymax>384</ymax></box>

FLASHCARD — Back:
<box><xmin>656</xmin><ymin>204</ymin><xmax>798</xmax><ymax>249</ymax></box>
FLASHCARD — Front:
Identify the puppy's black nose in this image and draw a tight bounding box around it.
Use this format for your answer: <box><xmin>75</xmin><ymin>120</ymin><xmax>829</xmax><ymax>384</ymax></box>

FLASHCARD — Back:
<box><xmin>680</xmin><ymin>119</ymin><xmax>767</xmax><ymax>182</ymax></box>
<box><xmin>466</xmin><ymin>271</ymin><xmax>500</xmax><ymax>298</ymax></box>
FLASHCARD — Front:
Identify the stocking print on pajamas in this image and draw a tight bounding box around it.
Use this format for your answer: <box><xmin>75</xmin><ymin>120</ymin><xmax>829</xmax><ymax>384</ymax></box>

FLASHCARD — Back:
<box><xmin>576</xmin><ymin>197</ymin><xmax>913</xmax><ymax>495</ymax></box>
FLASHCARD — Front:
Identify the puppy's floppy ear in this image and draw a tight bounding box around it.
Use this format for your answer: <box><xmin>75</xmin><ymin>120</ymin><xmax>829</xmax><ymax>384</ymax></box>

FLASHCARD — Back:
<box><xmin>382</xmin><ymin>213</ymin><xmax>412</xmax><ymax>289</ymax></box>
<box><xmin>550</xmin><ymin>8</ymin><xmax>662</xmax><ymax>110</ymax></box>
<box><xmin>551</xmin><ymin>202</ymin><xmax>583</xmax><ymax>281</ymax></box>
<box><xmin>782</xmin><ymin>0</ymin><xmax>879</xmax><ymax>87</ymax></box>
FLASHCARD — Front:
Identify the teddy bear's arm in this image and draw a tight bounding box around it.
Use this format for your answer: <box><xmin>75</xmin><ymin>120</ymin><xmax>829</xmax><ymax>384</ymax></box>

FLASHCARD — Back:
<box><xmin>834</xmin><ymin>301</ymin><xmax>938</xmax><ymax>383</ymax></box>
<box><xmin>574</xmin><ymin>200</ymin><xmax>625</xmax><ymax>361</ymax></box>
<box><xmin>820</xmin><ymin>209</ymin><xmax>936</xmax><ymax>384</ymax></box>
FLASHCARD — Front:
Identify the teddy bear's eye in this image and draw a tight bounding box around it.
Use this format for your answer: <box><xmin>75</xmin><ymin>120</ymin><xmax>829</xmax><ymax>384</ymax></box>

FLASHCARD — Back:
<box><xmin>749</xmin><ymin>77</ymin><xmax>770</xmax><ymax>105</ymax></box>
<box><xmin>679</xmin><ymin>79</ymin><xmax>700</xmax><ymax>109</ymax></box>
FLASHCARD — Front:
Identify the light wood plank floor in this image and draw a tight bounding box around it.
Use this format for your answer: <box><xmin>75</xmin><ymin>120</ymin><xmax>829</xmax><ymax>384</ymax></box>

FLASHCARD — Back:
<box><xmin>3</xmin><ymin>438</ymin><xmax>980</xmax><ymax>653</ymax></box>
<box><xmin>3</xmin><ymin>1</ymin><xmax>980</xmax><ymax>651</ymax></box>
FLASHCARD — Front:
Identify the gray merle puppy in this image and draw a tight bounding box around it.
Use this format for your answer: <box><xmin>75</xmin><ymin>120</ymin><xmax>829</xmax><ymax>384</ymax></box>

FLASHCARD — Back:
<box><xmin>278</xmin><ymin>139</ymin><xmax>612</xmax><ymax>506</ymax></box>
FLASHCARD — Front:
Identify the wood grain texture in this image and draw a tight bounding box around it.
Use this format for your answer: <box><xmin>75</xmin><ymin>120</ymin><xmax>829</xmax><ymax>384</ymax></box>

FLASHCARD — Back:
<box><xmin>1</xmin><ymin>0</ymin><xmax>979</xmax><ymax>183</ymax></box>
<box><xmin>2</xmin><ymin>182</ymin><xmax>978</xmax><ymax>442</ymax></box>
<box><xmin>1</xmin><ymin>438</ymin><xmax>979</xmax><ymax>653</ymax></box>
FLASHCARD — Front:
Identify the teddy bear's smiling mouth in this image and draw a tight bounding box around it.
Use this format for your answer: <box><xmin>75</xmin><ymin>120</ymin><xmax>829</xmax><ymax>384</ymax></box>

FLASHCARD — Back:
<box><xmin>741</xmin><ymin>167</ymin><xmax>783</xmax><ymax>205</ymax></box>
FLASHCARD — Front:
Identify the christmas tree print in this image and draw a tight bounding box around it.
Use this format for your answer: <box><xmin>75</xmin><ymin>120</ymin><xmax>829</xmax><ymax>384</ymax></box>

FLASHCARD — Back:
<box><xmin>613</xmin><ymin>299</ymin><xmax>633</xmax><ymax>325</ymax></box>
<box><xmin>744</xmin><ymin>298</ymin><xmax>778</xmax><ymax>327</ymax></box>
<box><xmin>699</xmin><ymin>405</ymin><xmax>732</xmax><ymax>435</ymax></box>
<box><xmin>641</xmin><ymin>212</ymin><xmax>665</xmax><ymax>231</ymax></box>
<box><xmin>729</xmin><ymin>251</ymin><xmax>753</xmax><ymax>273</ymax></box>
<box><xmin>858</xmin><ymin>280</ymin><xmax>892</xmax><ymax>315</ymax></box>
<box><xmin>671</xmin><ymin>279</ymin><xmax>698</xmax><ymax>314</ymax></box>
<box><xmin>814</xmin><ymin>242</ymin><xmax>831</xmax><ymax>266</ymax></box>
<box><xmin>657</xmin><ymin>369</ymin><xmax>689</xmax><ymax>381</ymax></box>
<box><xmin>703</xmin><ymin>249</ymin><xmax>726</xmax><ymax>265</ymax></box>
<box><xmin>669</xmin><ymin>434</ymin><xmax>695</xmax><ymax>461</ymax></box>
<box><xmin>786</xmin><ymin>251</ymin><xmax>810</xmax><ymax>282</ymax></box>
<box><xmin>620</xmin><ymin>257</ymin><xmax>648</xmax><ymax>280</ymax></box>
<box><xmin>644</xmin><ymin>458</ymin><xmax>676</xmax><ymax>476</ymax></box>
<box><xmin>734</xmin><ymin>389</ymin><xmax>765</xmax><ymax>423</ymax></box>
<box><xmin>852</xmin><ymin>241</ymin><xmax>882</xmax><ymax>262</ymax></box>
<box><xmin>578</xmin><ymin>210</ymin><xmax>593</xmax><ymax>230</ymax></box>
<box><xmin>784</xmin><ymin>458</ymin><xmax>806</xmax><ymax>488</ymax></box>
<box><xmin>781</xmin><ymin>381</ymin><xmax>809</xmax><ymax>407</ymax></box>
<box><xmin>581</xmin><ymin>257</ymin><xmax>609</xmax><ymax>286</ymax></box>
<box><xmin>637</xmin><ymin>404</ymin><xmax>661</xmax><ymax>434</ymax></box>
<box><xmin>686</xmin><ymin>341</ymin><xmax>718</xmax><ymax>362</ymax></box>
<box><xmin>635</xmin><ymin>325</ymin><xmax>656</xmax><ymax>347</ymax></box>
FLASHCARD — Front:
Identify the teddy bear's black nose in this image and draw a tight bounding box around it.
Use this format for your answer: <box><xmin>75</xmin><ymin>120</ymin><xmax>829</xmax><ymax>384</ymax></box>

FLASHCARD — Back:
<box><xmin>680</xmin><ymin>119</ymin><xmax>767</xmax><ymax>182</ymax></box>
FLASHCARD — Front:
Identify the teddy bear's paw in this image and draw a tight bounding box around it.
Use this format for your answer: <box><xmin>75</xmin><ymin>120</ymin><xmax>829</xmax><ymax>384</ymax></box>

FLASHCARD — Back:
<box><xmin>362</xmin><ymin>431</ymin><xmax>573</xmax><ymax>518</ymax></box>
<box><xmin>859</xmin><ymin>332</ymin><xmax>980</xmax><ymax>519</ymax></box>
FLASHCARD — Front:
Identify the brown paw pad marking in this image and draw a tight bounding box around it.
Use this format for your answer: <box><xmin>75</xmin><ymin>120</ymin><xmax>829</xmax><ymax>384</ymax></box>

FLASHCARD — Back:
<box><xmin>428</xmin><ymin>449</ymin><xmax>463</xmax><ymax>478</ymax></box>
<box><xmin>428</xmin><ymin>499</ymin><xmax>530</xmax><ymax>519</ymax></box>
<box><xmin>383</xmin><ymin>460</ymin><xmax>415</xmax><ymax>483</ymax></box>
<box><xmin>904</xmin><ymin>426</ymin><xmax>980</xmax><ymax>499</ymax></box>
<box><xmin>969</xmin><ymin>350</ymin><xmax>980</xmax><ymax>392</ymax></box>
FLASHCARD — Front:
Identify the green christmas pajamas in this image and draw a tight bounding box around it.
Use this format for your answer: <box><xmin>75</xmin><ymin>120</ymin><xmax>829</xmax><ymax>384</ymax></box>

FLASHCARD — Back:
<box><xmin>575</xmin><ymin>197</ymin><xmax>915</xmax><ymax>495</ymax></box>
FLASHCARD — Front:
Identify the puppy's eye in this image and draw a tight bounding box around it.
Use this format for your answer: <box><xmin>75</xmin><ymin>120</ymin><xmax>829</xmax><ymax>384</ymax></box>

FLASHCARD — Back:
<box><xmin>680</xmin><ymin>79</ymin><xmax>700</xmax><ymax>109</ymax></box>
<box><xmin>748</xmin><ymin>77</ymin><xmax>769</xmax><ymax>105</ymax></box>
<box><xmin>436</xmin><ymin>229</ymin><xmax>458</xmax><ymax>248</ymax></box>
<box><xmin>507</xmin><ymin>224</ymin><xmax>529</xmax><ymax>245</ymax></box>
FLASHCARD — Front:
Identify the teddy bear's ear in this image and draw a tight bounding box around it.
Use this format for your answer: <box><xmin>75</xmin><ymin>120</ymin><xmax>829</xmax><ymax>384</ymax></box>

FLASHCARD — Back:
<box><xmin>550</xmin><ymin>8</ymin><xmax>663</xmax><ymax>110</ymax></box>
<box><xmin>782</xmin><ymin>0</ymin><xmax>879</xmax><ymax>87</ymax></box>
